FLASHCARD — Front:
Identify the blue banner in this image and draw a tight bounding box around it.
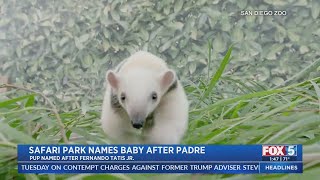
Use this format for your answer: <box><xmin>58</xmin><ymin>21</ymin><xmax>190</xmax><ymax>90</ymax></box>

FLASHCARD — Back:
<box><xmin>17</xmin><ymin>144</ymin><xmax>303</xmax><ymax>174</ymax></box>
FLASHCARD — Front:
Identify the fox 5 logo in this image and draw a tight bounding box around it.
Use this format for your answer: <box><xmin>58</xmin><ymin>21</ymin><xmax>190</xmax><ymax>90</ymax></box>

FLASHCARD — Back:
<box><xmin>262</xmin><ymin>145</ymin><xmax>297</xmax><ymax>156</ymax></box>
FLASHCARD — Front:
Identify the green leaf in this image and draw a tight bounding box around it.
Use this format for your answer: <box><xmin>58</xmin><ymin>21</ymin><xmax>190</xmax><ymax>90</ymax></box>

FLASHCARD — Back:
<box><xmin>0</xmin><ymin>123</ymin><xmax>37</xmax><ymax>144</ymax></box>
<box><xmin>271</xmin><ymin>77</ymin><xmax>285</xmax><ymax>86</ymax></box>
<box><xmin>212</xmin><ymin>33</ymin><xmax>226</xmax><ymax>53</ymax></box>
<box><xmin>311</xmin><ymin>1</ymin><xmax>320</xmax><ymax>19</ymax></box>
<box><xmin>0</xmin><ymin>94</ymin><xmax>36</xmax><ymax>108</ymax></box>
<box><xmin>159</xmin><ymin>40</ymin><xmax>172</xmax><ymax>52</ymax></box>
<box><xmin>0</xmin><ymin>31</ymin><xmax>6</xmax><ymax>39</ymax></box>
<box><xmin>309</xmin><ymin>80</ymin><xmax>320</xmax><ymax>111</ymax></box>
<box><xmin>266</xmin><ymin>44</ymin><xmax>284</xmax><ymax>60</ymax></box>
<box><xmin>264</xmin><ymin>0</ymin><xmax>287</xmax><ymax>6</ymax></box>
<box><xmin>188</xmin><ymin>62</ymin><xmax>197</xmax><ymax>74</ymax></box>
<box><xmin>193</xmin><ymin>88</ymin><xmax>285</xmax><ymax>113</ymax></box>
<box><xmin>299</xmin><ymin>45</ymin><xmax>309</xmax><ymax>54</ymax></box>
<box><xmin>25</xmin><ymin>95</ymin><xmax>35</xmax><ymax>108</ymax></box>
<box><xmin>74</xmin><ymin>37</ymin><xmax>84</xmax><ymax>50</ymax></box>
<box><xmin>82</xmin><ymin>54</ymin><xmax>93</xmax><ymax>68</ymax></box>
<box><xmin>202</xmin><ymin>46</ymin><xmax>233</xmax><ymax>100</ymax></box>
<box><xmin>110</xmin><ymin>9</ymin><xmax>120</xmax><ymax>22</ymax></box>
<box><xmin>276</xmin><ymin>58</ymin><xmax>320</xmax><ymax>88</ymax></box>
<box><xmin>163</xmin><ymin>6</ymin><xmax>170</xmax><ymax>15</ymax></box>
<box><xmin>232</xmin><ymin>28</ymin><xmax>243</xmax><ymax>42</ymax></box>
<box><xmin>174</xmin><ymin>0</ymin><xmax>184</xmax><ymax>13</ymax></box>
<box><xmin>59</xmin><ymin>37</ymin><xmax>69</xmax><ymax>47</ymax></box>
<box><xmin>287</xmin><ymin>31</ymin><xmax>300</xmax><ymax>42</ymax></box>
<box><xmin>79</xmin><ymin>34</ymin><xmax>90</xmax><ymax>43</ymax></box>
<box><xmin>236</xmin><ymin>0</ymin><xmax>247</xmax><ymax>9</ymax></box>
<box><xmin>16</xmin><ymin>47</ymin><xmax>22</xmax><ymax>58</ymax></box>
<box><xmin>312</xmin><ymin>28</ymin><xmax>320</xmax><ymax>36</ymax></box>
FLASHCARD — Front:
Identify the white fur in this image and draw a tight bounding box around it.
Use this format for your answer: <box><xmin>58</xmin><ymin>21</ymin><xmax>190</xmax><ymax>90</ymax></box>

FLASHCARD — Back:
<box><xmin>100</xmin><ymin>51</ymin><xmax>189</xmax><ymax>144</ymax></box>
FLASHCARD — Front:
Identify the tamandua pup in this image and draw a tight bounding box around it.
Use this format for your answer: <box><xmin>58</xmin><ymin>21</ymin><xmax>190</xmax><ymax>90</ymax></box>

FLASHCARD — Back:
<box><xmin>100</xmin><ymin>51</ymin><xmax>189</xmax><ymax>144</ymax></box>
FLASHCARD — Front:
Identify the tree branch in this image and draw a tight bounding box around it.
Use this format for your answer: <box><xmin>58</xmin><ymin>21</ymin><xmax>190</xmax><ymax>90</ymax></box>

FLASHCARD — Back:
<box><xmin>0</xmin><ymin>83</ymin><xmax>69</xmax><ymax>143</ymax></box>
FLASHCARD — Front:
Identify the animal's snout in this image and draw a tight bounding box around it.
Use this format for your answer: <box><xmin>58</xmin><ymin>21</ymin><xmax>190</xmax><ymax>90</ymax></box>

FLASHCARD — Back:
<box><xmin>132</xmin><ymin>122</ymin><xmax>143</xmax><ymax>129</ymax></box>
<box><xmin>130</xmin><ymin>113</ymin><xmax>145</xmax><ymax>129</ymax></box>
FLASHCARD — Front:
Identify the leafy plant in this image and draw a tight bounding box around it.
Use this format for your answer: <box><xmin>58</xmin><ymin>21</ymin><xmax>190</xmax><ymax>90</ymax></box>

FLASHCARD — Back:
<box><xmin>1</xmin><ymin>0</ymin><xmax>319</xmax><ymax>110</ymax></box>
<box><xmin>1</xmin><ymin>47</ymin><xmax>319</xmax><ymax>179</ymax></box>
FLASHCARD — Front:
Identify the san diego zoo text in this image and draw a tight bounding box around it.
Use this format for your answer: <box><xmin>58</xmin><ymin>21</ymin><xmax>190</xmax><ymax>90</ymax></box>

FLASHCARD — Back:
<box><xmin>240</xmin><ymin>10</ymin><xmax>287</xmax><ymax>16</ymax></box>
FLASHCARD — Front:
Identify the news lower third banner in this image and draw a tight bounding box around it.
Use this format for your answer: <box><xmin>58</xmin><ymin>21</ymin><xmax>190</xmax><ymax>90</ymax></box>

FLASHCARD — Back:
<box><xmin>18</xmin><ymin>145</ymin><xmax>303</xmax><ymax>174</ymax></box>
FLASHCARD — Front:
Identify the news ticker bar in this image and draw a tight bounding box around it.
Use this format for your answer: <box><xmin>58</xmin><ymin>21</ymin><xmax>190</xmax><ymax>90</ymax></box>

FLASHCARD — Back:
<box><xmin>18</xmin><ymin>144</ymin><xmax>302</xmax><ymax>161</ymax></box>
<box><xmin>18</xmin><ymin>162</ymin><xmax>303</xmax><ymax>174</ymax></box>
<box><xmin>17</xmin><ymin>144</ymin><xmax>303</xmax><ymax>174</ymax></box>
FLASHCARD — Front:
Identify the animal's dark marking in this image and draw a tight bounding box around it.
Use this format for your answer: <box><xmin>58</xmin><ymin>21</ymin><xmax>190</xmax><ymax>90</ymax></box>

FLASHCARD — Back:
<box><xmin>145</xmin><ymin>112</ymin><xmax>154</xmax><ymax>128</ymax></box>
<box><xmin>110</xmin><ymin>91</ymin><xmax>121</xmax><ymax>109</ymax></box>
<box><xmin>146</xmin><ymin>112</ymin><xmax>154</xmax><ymax>122</ymax></box>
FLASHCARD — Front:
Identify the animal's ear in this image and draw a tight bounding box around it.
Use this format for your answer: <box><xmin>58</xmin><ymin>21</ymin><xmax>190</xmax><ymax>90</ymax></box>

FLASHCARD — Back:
<box><xmin>160</xmin><ymin>70</ymin><xmax>176</xmax><ymax>90</ymax></box>
<box><xmin>106</xmin><ymin>70</ymin><xmax>119</xmax><ymax>90</ymax></box>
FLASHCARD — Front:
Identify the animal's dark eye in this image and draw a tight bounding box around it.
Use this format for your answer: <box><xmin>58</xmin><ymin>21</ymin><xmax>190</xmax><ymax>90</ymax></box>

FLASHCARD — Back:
<box><xmin>120</xmin><ymin>93</ymin><xmax>126</xmax><ymax>102</ymax></box>
<box><xmin>151</xmin><ymin>92</ymin><xmax>157</xmax><ymax>101</ymax></box>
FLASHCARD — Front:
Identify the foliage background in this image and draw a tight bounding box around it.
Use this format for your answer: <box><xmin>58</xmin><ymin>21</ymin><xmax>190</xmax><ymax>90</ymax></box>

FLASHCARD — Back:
<box><xmin>1</xmin><ymin>0</ymin><xmax>320</xmax><ymax>110</ymax></box>
<box><xmin>0</xmin><ymin>0</ymin><xmax>320</xmax><ymax>179</ymax></box>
